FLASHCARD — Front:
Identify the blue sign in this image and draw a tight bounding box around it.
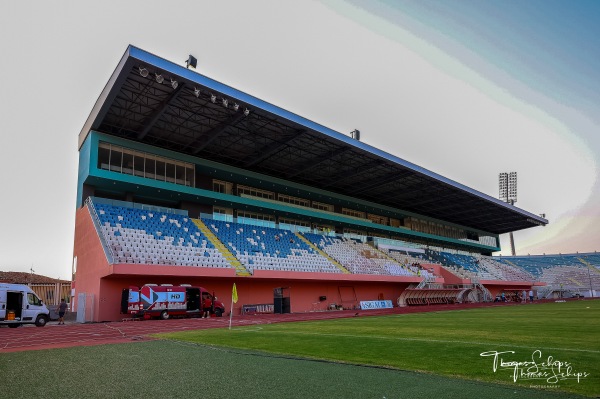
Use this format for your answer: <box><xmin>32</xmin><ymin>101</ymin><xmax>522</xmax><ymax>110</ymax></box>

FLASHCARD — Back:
<box><xmin>359</xmin><ymin>300</ymin><xmax>393</xmax><ymax>310</ymax></box>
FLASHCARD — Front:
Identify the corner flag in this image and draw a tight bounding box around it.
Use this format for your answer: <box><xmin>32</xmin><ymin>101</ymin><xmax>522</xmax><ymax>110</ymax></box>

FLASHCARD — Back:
<box><xmin>232</xmin><ymin>283</ymin><xmax>238</xmax><ymax>303</ymax></box>
<box><xmin>229</xmin><ymin>283</ymin><xmax>238</xmax><ymax>330</ymax></box>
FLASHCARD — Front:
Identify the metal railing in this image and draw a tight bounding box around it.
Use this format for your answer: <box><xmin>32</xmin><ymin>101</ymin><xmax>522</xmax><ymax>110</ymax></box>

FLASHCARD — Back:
<box><xmin>85</xmin><ymin>197</ymin><xmax>115</xmax><ymax>264</ymax></box>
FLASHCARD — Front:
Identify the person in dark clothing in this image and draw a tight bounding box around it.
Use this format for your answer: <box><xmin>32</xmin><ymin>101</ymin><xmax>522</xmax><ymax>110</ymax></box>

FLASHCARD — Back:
<box><xmin>57</xmin><ymin>299</ymin><xmax>68</xmax><ymax>325</ymax></box>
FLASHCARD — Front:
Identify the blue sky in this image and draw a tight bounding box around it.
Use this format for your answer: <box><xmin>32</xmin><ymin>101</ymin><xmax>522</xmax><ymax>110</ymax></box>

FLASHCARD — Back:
<box><xmin>327</xmin><ymin>0</ymin><xmax>599</xmax><ymax>255</ymax></box>
<box><xmin>0</xmin><ymin>1</ymin><xmax>598</xmax><ymax>278</ymax></box>
<box><xmin>366</xmin><ymin>0</ymin><xmax>600</xmax><ymax>118</ymax></box>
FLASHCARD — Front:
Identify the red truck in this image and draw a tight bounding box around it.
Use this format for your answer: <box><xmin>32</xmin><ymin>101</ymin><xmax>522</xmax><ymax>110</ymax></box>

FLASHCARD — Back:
<box><xmin>121</xmin><ymin>284</ymin><xmax>225</xmax><ymax>320</ymax></box>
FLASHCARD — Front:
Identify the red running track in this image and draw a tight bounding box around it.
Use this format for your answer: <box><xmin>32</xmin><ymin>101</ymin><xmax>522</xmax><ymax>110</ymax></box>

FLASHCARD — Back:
<box><xmin>0</xmin><ymin>300</ymin><xmax>554</xmax><ymax>353</ymax></box>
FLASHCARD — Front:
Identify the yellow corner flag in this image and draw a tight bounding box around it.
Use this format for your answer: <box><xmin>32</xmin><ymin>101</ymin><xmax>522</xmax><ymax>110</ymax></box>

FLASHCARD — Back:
<box><xmin>232</xmin><ymin>283</ymin><xmax>238</xmax><ymax>303</ymax></box>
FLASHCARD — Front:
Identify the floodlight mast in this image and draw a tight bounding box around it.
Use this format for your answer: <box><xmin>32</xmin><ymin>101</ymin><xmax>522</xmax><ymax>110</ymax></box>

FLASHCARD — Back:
<box><xmin>499</xmin><ymin>172</ymin><xmax>518</xmax><ymax>256</ymax></box>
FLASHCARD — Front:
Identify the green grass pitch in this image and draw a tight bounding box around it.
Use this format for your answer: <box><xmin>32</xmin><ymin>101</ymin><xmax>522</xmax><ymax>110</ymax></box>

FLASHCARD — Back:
<box><xmin>160</xmin><ymin>300</ymin><xmax>599</xmax><ymax>397</ymax></box>
<box><xmin>0</xmin><ymin>300</ymin><xmax>597</xmax><ymax>398</ymax></box>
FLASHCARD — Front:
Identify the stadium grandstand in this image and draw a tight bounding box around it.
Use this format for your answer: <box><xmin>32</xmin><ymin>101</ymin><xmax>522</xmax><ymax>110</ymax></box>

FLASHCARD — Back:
<box><xmin>71</xmin><ymin>46</ymin><xmax>597</xmax><ymax>322</ymax></box>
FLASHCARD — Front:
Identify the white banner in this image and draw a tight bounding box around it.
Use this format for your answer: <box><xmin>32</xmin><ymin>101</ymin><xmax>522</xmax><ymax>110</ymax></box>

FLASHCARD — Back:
<box><xmin>359</xmin><ymin>300</ymin><xmax>393</xmax><ymax>310</ymax></box>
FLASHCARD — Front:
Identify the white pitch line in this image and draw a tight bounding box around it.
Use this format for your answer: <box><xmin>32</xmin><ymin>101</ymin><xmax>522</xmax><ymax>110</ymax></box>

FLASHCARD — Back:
<box><xmin>240</xmin><ymin>329</ymin><xmax>600</xmax><ymax>354</ymax></box>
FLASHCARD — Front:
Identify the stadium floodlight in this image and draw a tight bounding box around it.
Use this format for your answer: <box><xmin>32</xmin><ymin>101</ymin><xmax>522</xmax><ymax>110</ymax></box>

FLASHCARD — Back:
<box><xmin>243</xmin><ymin>108</ymin><xmax>250</xmax><ymax>116</ymax></box>
<box><xmin>499</xmin><ymin>171</ymin><xmax>518</xmax><ymax>256</ymax></box>
<box><xmin>193</xmin><ymin>87</ymin><xmax>200</xmax><ymax>98</ymax></box>
<box><xmin>139</xmin><ymin>67</ymin><xmax>149</xmax><ymax>78</ymax></box>
<box><xmin>222</xmin><ymin>98</ymin><xmax>228</xmax><ymax>108</ymax></box>
<box><xmin>170</xmin><ymin>79</ymin><xmax>178</xmax><ymax>89</ymax></box>
<box><xmin>233</xmin><ymin>103</ymin><xmax>239</xmax><ymax>111</ymax></box>
<box><xmin>155</xmin><ymin>74</ymin><xmax>164</xmax><ymax>84</ymax></box>
<box><xmin>185</xmin><ymin>55</ymin><xmax>197</xmax><ymax>69</ymax></box>
<box><xmin>210</xmin><ymin>94</ymin><xmax>217</xmax><ymax>103</ymax></box>
<box><xmin>499</xmin><ymin>172</ymin><xmax>517</xmax><ymax>204</ymax></box>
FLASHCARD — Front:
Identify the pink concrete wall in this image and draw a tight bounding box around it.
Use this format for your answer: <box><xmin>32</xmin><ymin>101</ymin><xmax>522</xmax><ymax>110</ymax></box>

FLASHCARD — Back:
<box><xmin>73</xmin><ymin>206</ymin><xmax>413</xmax><ymax>321</ymax></box>
<box><xmin>72</xmin><ymin>206</ymin><xmax>110</xmax><ymax>321</ymax></box>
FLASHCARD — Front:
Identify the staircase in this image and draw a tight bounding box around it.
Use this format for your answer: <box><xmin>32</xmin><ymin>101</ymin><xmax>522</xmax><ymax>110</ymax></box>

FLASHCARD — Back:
<box><xmin>578</xmin><ymin>257</ymin><xmax>600</xmax><ymax>275</ymax></box>
<box><xmin>568</xmin><ymin>277</ymin><xmax>583</xmax><ymax>287</ymax></box>
<box><xmin>472</xmin><ymin>280</ymin><xmax>493</xmax><ymax>302</ymax></box>
<box><xmin>294</xmin><ymin>232</ymin><xmax>350</xmax><ymax>274</ymax></box>
<box><xmin>192</xmin><ymin>219</ymin><xmax>251</xmax><ymax>276</ymax></box>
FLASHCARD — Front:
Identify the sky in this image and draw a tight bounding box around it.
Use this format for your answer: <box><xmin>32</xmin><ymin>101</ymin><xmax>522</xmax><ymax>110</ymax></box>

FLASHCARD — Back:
<box><xmin>0</xmin><ymin>1</ymin><xmax>598</xmax><ymax>279</ymax></box>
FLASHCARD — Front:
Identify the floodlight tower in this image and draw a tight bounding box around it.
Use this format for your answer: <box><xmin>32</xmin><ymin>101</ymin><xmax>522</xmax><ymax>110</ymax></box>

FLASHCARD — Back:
<box><xmin>499</xmin><ymin>172</ymin><xmax>518</xmax><ymax>256</ymax></box>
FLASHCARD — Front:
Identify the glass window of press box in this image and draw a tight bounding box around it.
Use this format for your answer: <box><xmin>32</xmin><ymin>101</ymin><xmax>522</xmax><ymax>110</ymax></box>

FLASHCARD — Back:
<box><xmin>98</xmin><ymin>142</ymin><xmax>194</xmax><ymax>187</ymax></box>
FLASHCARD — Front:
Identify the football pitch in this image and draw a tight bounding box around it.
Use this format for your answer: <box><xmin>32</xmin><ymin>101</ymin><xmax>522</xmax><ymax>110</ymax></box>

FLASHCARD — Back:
<box><xmin>160</xmin><ymin>300</ymin><xmax>598</xmax><ymax>397</ymax></box>
<box><xmin>0</xmin><ymin>300</ymin><xmax>597</xmax><ymax>398</ymax></box>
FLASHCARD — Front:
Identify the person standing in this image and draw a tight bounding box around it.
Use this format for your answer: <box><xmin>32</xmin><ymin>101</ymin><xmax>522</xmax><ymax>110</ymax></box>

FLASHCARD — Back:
<box><xmin>529</xmin><ymin>290</ymin><xmax>534</xmax><ymax>302</ymax></box>
<box><xmin>522</xmin><ymin>290</ymin><xmax>527</xmax><ymax>303</ymax></box>
<box><xmin>202</xmin><ymin>296</ymin><xmax>212</xmax><ymax>318</ymax></box>
<box><xmin>57</xmin><ymin>298</ymin><xmax>68</xmax><ymax>325</ymax></box>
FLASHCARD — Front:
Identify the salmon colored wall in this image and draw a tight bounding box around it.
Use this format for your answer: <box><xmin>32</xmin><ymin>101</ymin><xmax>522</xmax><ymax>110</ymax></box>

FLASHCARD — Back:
<box><xmin>95</xmin><ymin>276</ymin><xmax>410</xmax><ymax>321</ymax></box>
<box><xmin>73</xmin><ymin>206</ymin><xmax>110</xmax><ymax>321</ymax></box>
<box><xmin>431</xmin><ymin>264</ymin><xmax>472</xmax><ymax>285</ymax></box>
<box><xmin>76</xmin><ymin>206</ymin><xmax>526</xmax><ymax>322</ymax></box>
<box><xmin>484</xmin><ymin>282</ymin><xmax>534</xmax><ymax>298</ymax></box>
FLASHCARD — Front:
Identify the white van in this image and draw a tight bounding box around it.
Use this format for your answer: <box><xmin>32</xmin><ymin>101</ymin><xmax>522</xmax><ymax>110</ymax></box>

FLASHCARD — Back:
<box><xmin>0</xmin><ymin>284</ymin><xmax>50</xmax><ymax>327</ymax></box>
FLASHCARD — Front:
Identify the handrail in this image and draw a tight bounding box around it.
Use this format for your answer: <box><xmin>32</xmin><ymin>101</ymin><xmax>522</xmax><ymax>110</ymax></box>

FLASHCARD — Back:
<box><xmin>85</xmin><ymin>197</ymin><xmax>116</xmax><ymax>264</ymax></box>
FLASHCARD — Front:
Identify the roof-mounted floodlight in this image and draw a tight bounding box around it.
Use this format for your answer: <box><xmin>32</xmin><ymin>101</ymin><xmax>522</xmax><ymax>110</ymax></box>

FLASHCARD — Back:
<box><xmin>170</xmin><ymin>79</ymin><xmax>178</xmax><ymax>89</ymax></box>
<box><xmin>193</xmin><ymin>87</ymin><xmax>200</xmax><ymax>98</ymax></box>
<box><xmin>233</xmin><ymin>103</ymin><xmax>239</xmax><ymax>111</ymax></box>
<box><xmin>155</xmin><ymin>74</ymin><xmax>164</xmax><ymax>84</ymax></box>
<box><xmin>139</xmin><ymin>67</ymin><xmax>149</xmax><ymax>78</ymax></box>
<box><xmin>210</xmin><ymin>94</ymin><xmax>217</xmax><ymax>103</ymax></box>
<box><xmin>185</xmin><ymin>55</ymin><xmax>197</xmax><ymax>69</ymax></box>
<box><xmin>222</xmin><ymin>98</ymin><xmax>228</xmax><ymax>108</ymax></box>
<box><xmin>243</xmin><ymin>108</ymin><xmax>250</xmax><ymax>116</ymax></box>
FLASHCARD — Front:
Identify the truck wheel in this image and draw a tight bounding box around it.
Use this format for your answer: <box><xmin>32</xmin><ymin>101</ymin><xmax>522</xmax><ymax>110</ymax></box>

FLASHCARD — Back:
<box><xmin>160</xmin><ymin>310</ymin><xmax>170</xmax><ymax>320</ymax></box>
<box><xmin>35</xmin><ymin>315</ymin><xmax>49</xmax><ymax>327</ymax></box>
<box><xmin>214</xmin><ymin>308</ymin><xmax>223</xmax><ymax>317</ymax></box>
<box><xmin>8</xmin><ymin>324</ymin><xmax>20</xmax><ymax>328</ymax></box>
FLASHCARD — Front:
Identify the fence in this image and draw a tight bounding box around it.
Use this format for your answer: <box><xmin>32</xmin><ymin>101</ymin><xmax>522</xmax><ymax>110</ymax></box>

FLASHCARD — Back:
<box><xmin>29</xmin><ymin>283</ymin><xmax>71</xmax><ymax>306</ymax></box>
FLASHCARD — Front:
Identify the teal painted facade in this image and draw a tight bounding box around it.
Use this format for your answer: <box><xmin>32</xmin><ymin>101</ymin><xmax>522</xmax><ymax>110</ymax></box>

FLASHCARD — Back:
<box><xmin>78</xmin><ymin>131</ymin><xmax>500</xmax><ymax>252</ymax></box>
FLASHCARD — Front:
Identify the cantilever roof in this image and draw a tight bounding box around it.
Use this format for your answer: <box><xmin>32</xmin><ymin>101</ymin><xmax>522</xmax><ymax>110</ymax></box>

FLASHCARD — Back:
<box><xmin>78</xmin><ymin>45</ymin><xmax>547</xmax><ymax>235</ymax></box>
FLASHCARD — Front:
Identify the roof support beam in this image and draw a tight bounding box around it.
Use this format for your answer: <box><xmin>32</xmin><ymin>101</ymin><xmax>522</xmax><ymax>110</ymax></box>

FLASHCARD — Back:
<box><xmin>322</xmin><ymin>159</ymin><xmax>383</xmax><ymax>188</ymax></box>
<box><xmin>243</xmin><ymin>130</ymin><xmax>304</xmax><ymax>168</ymax></box>
<box><xmin>137</xmin><ymin>83</ymin><xmax>186</xmax><ymax>140</ymax></box>
<box><xmin>286</xmin><ymin>146</ymin><xmax>351</xmax><ymax>178</ymax></box>
<box><xmin>352</xmin><ymin>171</ymin><xmax>410</xmax><ymax>195</ymax></box>
<box><xmin>192</xmin><ymin>112</ymin><xmax>247</xmax><ymax>154</ymax></box>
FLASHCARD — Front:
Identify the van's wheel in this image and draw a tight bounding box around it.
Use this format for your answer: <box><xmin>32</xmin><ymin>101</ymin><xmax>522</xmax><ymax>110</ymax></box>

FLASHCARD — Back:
<box><xmin>35</xmin><ymin>315</ymin><xmax>48</xmax><ymax>327</ymax></box>
<box><xmin>214</xmin><ymin>308</ymin><xmax>223</xmax><ymax>317</ymax></box>
<box><xmin>160</xmin><ymin>310</ymin><xmax>170</xmax><ymax>320</ymax></box>
<box><xmin>8</xmin><ymin>324</ymin><xmax>20</xmax><ymax>328</ymax></box>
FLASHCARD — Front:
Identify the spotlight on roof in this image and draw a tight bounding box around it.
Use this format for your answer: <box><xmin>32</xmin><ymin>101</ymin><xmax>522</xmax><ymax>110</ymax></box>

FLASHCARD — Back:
<box><xmin>210</xmin><ymin>94</ymin><xmax>217</xmax><ymax>103</ymax></box>
<box><xmin>243</xmin><ymin>108</ymin><xmax>250</xmax><ymax>116</ymax></box>
<box><xmin>139</xmin><ymin>67</ymin><xmax>149</xmax><ymax>78</ymax></box>
<box><xmin>170</xmin><ymin>79</ymin><xmax>178</xmax><ymax>89</ymax></box>
<box><xmin>185</xmin><ymin>55</ymin><xmax>197</xmax><ymax>69</ymax></box>
<box><xmin>233</xmin><ymin>103</ymin><xmax>239</xmax><ymax>111</ymax></box>
<box><xmin>222</xmin><ymin>98</ymin><xmax>228</xmax><ymax>107</ymax></box>
<box><xmin>193</xmin><ymin>87</ymin><xmax>200</xmax><ymax>98</ymax></box>
<box><xmin>155</xmin><ymin>74</ymin><xmax>164</xmax><ymax>84</ymax></box>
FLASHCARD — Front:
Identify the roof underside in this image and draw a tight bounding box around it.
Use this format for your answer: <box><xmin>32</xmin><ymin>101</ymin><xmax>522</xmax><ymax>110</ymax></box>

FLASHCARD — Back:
<box><xmin>79</xmin><ymin>46</ymin><xmax>547</xmax><ymax>235</ymax></box>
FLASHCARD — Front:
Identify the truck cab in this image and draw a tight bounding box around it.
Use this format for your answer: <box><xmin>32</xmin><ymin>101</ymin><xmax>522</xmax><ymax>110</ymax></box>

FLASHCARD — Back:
<box><xmin>0</xmin><ymin>284</ymin><xmax>51</xmax><ymax>327</ymax></box>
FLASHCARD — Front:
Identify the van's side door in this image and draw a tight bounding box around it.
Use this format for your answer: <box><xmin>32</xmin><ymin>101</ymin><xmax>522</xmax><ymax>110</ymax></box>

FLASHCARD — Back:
<box><xmin>22</xmin><ymin>292</ymin><xmax>44</xmax><ymax>322</ymax></box>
